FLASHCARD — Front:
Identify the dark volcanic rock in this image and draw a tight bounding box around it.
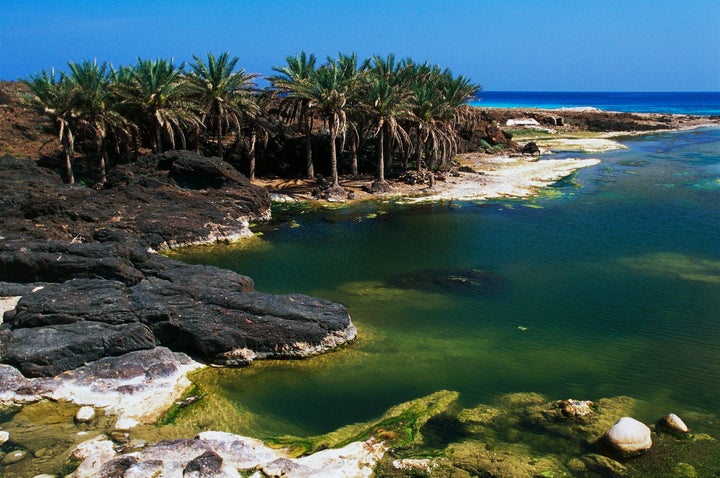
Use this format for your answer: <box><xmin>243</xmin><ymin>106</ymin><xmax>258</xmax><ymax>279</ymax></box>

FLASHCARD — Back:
<box><xmin>183</xmin><ymin>450</ymin><xmax>224</xmax><ymax>476</ymax></box>
<box><xmin>163</xmin><ymin>150</ymin><xmax>248</xmax><ymax>189</ymax></box>
<box><xmin>0</xmin><ymin>321</ymin><xmax>156</xmax><ymax>377</ymax></box>
<box><xmin>133</xmin><ymin>287</ymin><xmax>355</xmax><ymax>366</ymax></box>
<box><xmin>0</xmin><ymin>153</ymin><xmax>271</xmax><ymax>249</ymax></box>
<box><xmin>8</xmin><ymin>279</ymin><xmax>136</xmax><ymax>328</ymax></box>
<box><xmin>0</xmin><ymin>240</ymin><xmax>145</xmax><ymax>285</ymax></box>
<box><xmin>522</xmin><ymin>141</ymin><xmax>541</xmax><ymax>156</ymax></box>
<box><xmin>0</xmin><ymin>239</ymin><xmax>355</xmax><ymax>376</ymax></box>
<box><xmin>0</xmin><ymin>154</ymin><xmax>356</xmax><ymax>378</ymax></box>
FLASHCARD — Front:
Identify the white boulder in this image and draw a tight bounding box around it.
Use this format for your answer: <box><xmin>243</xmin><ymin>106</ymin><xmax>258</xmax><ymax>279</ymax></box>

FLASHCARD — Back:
<box><xmin>604</xmin><ymin>417</ymin><xmax>652</xmax><ymax>456</ymax></box>
<box><xmin>0</xmin><ymin>430</ymin><xmax>8</xmax><ymax>445</ymax></box>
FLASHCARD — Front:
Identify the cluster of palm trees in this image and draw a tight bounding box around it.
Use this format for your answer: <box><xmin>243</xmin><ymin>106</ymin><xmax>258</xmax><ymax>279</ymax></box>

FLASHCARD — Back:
<box><xmin>23</xmin><ymin>51</ymin><xmax>480</xmax><ymax>191</ymax></box>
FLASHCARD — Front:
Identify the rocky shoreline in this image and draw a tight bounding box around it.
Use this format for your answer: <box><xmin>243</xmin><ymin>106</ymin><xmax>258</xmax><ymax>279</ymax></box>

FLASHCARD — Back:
<box><xmin>2</xmin><ymin>111</ymin><xmax>719</xmax><ymax>476</ymax></box>
<box><xmin>0</xmin><ymin>151</ymin><xmax>357</xmax><ymax>415</ymax></box>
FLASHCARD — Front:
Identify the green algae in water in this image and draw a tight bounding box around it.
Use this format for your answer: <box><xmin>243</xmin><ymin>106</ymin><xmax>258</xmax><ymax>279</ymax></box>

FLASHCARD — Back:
<box><xmin>167</xmin><ymin>128</ymin><xmax>720</xmax><ymax>444</ymax></box>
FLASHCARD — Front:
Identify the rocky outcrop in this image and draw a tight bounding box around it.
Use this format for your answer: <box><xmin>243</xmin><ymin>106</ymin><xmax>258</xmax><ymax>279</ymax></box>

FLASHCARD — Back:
<box><xmin>0</xmin><ymin>239</ymin><xmax>355</xmax><ymax>377</ymax></box>
<box><xmin>0</xmin><ymin>153</ymin><xmax>356</xmax><ymax>379</ymax></box>
<box><xmin>0</xmin><ymin>151</ymin><xmax>271</xmax><ymax>250</ymax></box>
<box><xmin>0</xmin><ymin>347</ymin><xmax>203</xmax><ymax>427</ymax></box>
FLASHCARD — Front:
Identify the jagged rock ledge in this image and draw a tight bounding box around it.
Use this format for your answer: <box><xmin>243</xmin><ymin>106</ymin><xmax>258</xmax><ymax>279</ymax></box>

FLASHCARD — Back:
<box><xmin>0</xmin><ymin>152</ymin><xmax>357</xmax><ymax>423</ymax></box>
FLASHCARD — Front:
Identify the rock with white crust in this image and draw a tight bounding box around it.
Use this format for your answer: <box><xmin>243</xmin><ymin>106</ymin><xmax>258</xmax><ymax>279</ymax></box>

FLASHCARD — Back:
<box><xmin>75</xmin><ymin>406</ymin><xmax>96</xmax><ymax>423</ymax></box>
<box><xmin>604</xmin><ymin>417</ymin><xmax>652</xmax><ymax>456</ymax></box>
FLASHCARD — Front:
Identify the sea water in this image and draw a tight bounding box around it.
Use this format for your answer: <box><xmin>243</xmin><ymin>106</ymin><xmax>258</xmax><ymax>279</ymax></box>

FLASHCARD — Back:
<box><xmin>470</xmin><ymin>91</ymin><xmax>720</xmax><ymax>116</ymax></box>
<box><xmin>173</xmin><ymin>126</ymin><xmax>720</xmax><ymax>439</ymax></box>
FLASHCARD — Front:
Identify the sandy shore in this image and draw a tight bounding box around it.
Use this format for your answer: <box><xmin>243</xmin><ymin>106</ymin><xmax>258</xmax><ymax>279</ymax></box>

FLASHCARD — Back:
<box><xmin>256</xmin><ymin>152</ymin><xmax>601</xmax><ymax>205</ymax></box>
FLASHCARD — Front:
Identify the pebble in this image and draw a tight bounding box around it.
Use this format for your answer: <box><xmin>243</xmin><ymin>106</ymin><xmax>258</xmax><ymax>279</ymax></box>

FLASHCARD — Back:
<box><xmin>0</xmin><ymin>430</ymin><xmax>8</xmax><ymax>446</ymax></box>
<box><xmin>1</xmin><ymin>449</ymin><xmax>28</xmax><ymax>465</ymax></box>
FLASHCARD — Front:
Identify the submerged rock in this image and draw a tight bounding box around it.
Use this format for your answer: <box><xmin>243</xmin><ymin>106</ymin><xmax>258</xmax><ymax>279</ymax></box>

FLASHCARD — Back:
<box><xmin>558</xmin><ymin>398</ymin><xmax>596</xmax><ymax>417</ymax></box>
<box><xmin>1</xmin><ymin>449</ymin><xmax>28</xmax><ymax>465</ymax></box>
<box><xmin>389</xmin><ymin>268</ymin><xmax>505</xmax><ymax>296</ymax></box>
<box><xmin>604</xmin><ymin>417</ymin><xmax>653</xmax><ymax>457</ymax></box>
<box><xmin>580</xmin><ymin>453</ymin><xmax>628</xmax><ymax>477</ymax></box>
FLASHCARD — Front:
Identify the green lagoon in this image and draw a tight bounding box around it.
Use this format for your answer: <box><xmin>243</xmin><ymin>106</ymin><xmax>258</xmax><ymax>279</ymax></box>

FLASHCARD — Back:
<box><xmin>172</xmin><ymin>127</ymin><xmax>720</xmax><ymax>440</ymax></box>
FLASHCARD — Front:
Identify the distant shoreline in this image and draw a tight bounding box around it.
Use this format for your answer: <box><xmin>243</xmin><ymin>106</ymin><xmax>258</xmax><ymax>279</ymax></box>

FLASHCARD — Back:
<box><xmin>471</xmin><ymin>91</ymin><xmax>720</xmax><ymax>116</ymax></box>
<box><xmin>258</xmin><ymin>108</ymin><xmax>720</xmax><ymax>205</ymax></box>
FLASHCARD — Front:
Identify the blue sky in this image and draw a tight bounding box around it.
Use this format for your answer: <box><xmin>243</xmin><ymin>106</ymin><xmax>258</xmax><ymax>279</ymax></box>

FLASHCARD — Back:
<box><xmin>1</xmin><ymin>0</ymin><xmax>718</xmax><ymax>91</ymax></box>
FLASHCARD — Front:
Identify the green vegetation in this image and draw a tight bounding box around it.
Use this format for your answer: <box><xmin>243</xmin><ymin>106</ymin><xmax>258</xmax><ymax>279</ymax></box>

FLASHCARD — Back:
<box><xmin>265</xmin><ymin>390</ymin><xmax>460</xmax><ymax>456</ymax></box>
<box><xmin>23</xmin><ymin>51</ymin><xmax>481</xmax><ymax>187</ymax></box>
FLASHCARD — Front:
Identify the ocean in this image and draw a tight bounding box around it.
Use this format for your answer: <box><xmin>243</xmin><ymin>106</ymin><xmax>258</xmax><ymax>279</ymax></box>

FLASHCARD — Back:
<box><xmin>470</xmin><ymin>91</ymin><xmax>720</xmax><ymax>116</ymax></box>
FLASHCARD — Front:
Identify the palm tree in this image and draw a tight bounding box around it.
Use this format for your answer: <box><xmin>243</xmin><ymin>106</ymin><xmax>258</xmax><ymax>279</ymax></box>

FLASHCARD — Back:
<box><xmin>269</xmin><ymin>51</ymin><xmax>317</xmax><ymax>178</ymax></box>
<box><xmin>116</xmin><ymin>58</ymin><xmax>200</xmax><ymax>154</ymax></box>
<box><xmin>405</xmin><ymin>62</ymin><xmax>451</xmax><ymax>175</ymax></box>
<box><xmin>359</xmin><ymin>54</ymin><xmax>414</xmax><ymax>190</ymax></box>
<box><xmin>188</xmin><ymin>52</ymin><xmax>258</xmax><ymax>161</ymax></box>
<box><xmin>299</xmin><ymin>54</ymin><xmax>359</xmax><ymax>191</ymax></box>
<box><xmin>434</xmin><ymin>72</ymin><xmax>481</xmax><ymax>169</ymax></box>
<box><xmin>67</xmin><ymin>59</ymin><xmax>134</xmax><ymax>185</ymax></box>
<box><xmin>23</xmin><ymin>69</ymin><xmax>77</xmax><ymax>183</ymax></box>
<box><xmin>244</xmin><ymin>88</ymin><xmax>277</xmax><ymax>182</ymax></box>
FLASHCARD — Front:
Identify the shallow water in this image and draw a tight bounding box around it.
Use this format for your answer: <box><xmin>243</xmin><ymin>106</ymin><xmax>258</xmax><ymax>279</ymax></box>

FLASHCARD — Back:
<box><xmin>171</xmin><ymin>127</ymin><xmax>720</xmax><ymax>441</ymax></box>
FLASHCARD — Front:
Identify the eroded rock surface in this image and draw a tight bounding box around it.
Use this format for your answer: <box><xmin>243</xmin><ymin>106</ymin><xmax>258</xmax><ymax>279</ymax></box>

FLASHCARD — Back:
<box><xmin>0</xmin><ymin>152</ymin><xmax>270</xmax><ymax>249</ymax></box>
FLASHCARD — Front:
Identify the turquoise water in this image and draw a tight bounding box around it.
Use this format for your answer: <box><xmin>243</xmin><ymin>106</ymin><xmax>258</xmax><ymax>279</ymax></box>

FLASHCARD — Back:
<box><xmin>174</xmin><ymin>127</ymin><xmax>720</xmax><ymax>439</ymax></box>
<box><xmin>470</xmin><ymin>91</ymin><xmax>720</xmax><ymax>116</ymax></box>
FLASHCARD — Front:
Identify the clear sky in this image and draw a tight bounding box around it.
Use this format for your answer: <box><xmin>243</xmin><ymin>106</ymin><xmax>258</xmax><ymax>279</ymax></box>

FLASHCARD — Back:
<box><xmin>1</xmin><ymin>0</ymin><xmax>719</xmax><ymax>91</ymax></box>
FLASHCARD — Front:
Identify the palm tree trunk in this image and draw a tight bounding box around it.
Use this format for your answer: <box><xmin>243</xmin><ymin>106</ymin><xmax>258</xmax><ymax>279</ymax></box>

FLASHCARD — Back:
<box><xmin>416</xmin><ymin>129</ymin><xmax>423</xmax><ymax>172</ymax></box>
<box><xmin>377</xmin><ymin>125</ymin><xmax>385</xmax><ymax>182</ymax></box>
<box><xmin>60</xmin><ymin>122</ymin><xmax>75</xmax><ymax>184</ymax></box>
<box><xmin>329</xmin><ymin>118</ymin><xmax>339</xmax><ymax>188</ymax></box>
<box><xmin>350</xmin><ymin>135</ymin><xmax>358</xmax><ymax>177</ymax></box>
<box><xmin>155</xmin><ymin>123</ymin><xmax>163</xmax><ymax>154</ymax></box>
<box><xmin>217</xmin><ymin>121</ymin><xmax>223</xmax><ymax>161</ymax></box>
<box><xmin>195</xmin><ymin>125</ymin><xmax>201</xmax><ymax>154</ymax></box>
<box><xmin>383</xmin><ymin>123</ymin><xmax>392</xmax><ymax>178</ymax></box>
<box><xmin>248</xmin><ymin>130</ymin><xmax>257</xmax><ymax>182</ymax></box>
<box><xmin>304</xmin><ymin>116</ymin><xmax>314</xmax><ymax>179</ymax></box>
<box><xmin>98</xmin><ymin>138</ymin><xmax>108</xmax><ymax>186</ymax></box>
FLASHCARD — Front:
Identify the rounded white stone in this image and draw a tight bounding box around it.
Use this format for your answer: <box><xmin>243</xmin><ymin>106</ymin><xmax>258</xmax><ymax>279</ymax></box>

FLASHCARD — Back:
<box><xmin>605</xmin><ymin>417</ymin><xmax>652</xmax><ymax>456</ymax></box>
<box><xmin>0</xmin><ymin>430</ymin><xmax>9</xmax><ymax>446</ymax></box>
<box><xmin>75</xmin><ymin>406</ymin><xmax>96</xmax><ymax>423</ymax></box>
<box><xmin>661</xmin><ymin>413</ymin><xmax>689</xmax><ymax>434</ymax></box>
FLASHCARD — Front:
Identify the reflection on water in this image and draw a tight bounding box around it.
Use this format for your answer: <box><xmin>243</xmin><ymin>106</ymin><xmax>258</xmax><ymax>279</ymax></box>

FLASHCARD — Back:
<box><xmin>168</xmin><ymin>128</ymin><xmax>720</xmax><ymax>440</ymax></box>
